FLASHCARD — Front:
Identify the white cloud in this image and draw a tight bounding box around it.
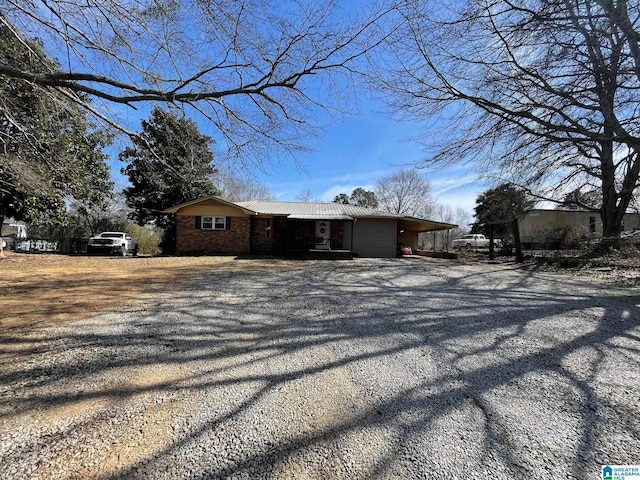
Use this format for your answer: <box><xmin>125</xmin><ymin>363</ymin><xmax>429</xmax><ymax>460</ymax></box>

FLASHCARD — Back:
<box><xmin>431</xmin><ymin>176</ymin><xmax>482</xmax><ymax>196</ymax></box>
<box><xmin>265</xmin><ymin>165</ymin><xmax>486</xmax><ymax>211</ymax></box>
<box><xmin>435</xmin><ymin>190</ymin><xmax>480</xmax><ymax>215</ymax></box>
<box><xmin>265</xmin><ymin>169</ymin><xmax>393</xmax><ymax>201</ymax></box>
<box><xmin>266</xmin><ymin>169</ymin><xmax>394</xmax><ymax>190</ymax></box>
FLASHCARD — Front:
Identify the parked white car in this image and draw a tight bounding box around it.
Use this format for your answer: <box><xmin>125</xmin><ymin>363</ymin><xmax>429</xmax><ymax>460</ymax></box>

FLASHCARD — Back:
<box><xmin>87</xmin><ymin>232</ymin><xmax>138</xmax><ymax>256</ymax></box>
<box><xmin>452</xmin><ymin>234</ymin><xmax>501</xmax><ymax>249</ymax></box>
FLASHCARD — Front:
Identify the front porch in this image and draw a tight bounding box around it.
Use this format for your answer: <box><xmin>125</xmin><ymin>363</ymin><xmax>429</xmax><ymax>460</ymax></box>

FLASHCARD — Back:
<box><xmin>283</xmin><ymin>218</ymin><xmax>352</xmax><ymax>255</ymax></box>
<box><xmin>249</xmin><ymin>216</ymin><xmax>353</xmax><ymax>257</ymax></box>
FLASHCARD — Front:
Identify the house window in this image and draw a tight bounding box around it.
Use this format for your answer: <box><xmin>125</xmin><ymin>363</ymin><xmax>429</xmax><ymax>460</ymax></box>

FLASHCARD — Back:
<box><xmin>589</xmin><ymin>216</ymin><xmax>596</xmax><ymax>233</ymax></box>
<box><xmin>265</xmin><ymin>218</ymin><xmax>272</xmax><ymax>238</ymax></box>
<box><xmin>202</xmin><ymin>216</ymin><xmax>226</xmax><ymax>230</ymax></box>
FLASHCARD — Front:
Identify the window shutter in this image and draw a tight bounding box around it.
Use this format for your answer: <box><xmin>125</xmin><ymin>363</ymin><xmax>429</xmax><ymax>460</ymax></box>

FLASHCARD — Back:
<box><xmin>195</xmin><ymin>216</ymin><xmax>202</xmax><ymax>229</ymax></box>
<box><xmin>226</xmin><ymin>217</ymin><xmax>232</xmax><ymax>230</ymax></box>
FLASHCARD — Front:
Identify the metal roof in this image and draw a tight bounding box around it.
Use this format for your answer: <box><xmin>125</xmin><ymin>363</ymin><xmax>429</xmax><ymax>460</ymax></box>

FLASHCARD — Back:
<box><xmin>236</xmin><ymin>201</ymin><xmax>400</xmax><ymax>218</ymax></box>
<box><xmin>164</xmin><ymin>197</ymin><xmax>457</xmax><ymax>231</ymax></box>
<box><xmin>287</xmin><ymin>213</ymin><xmax>355</xmax><ymax>220</ymax></box>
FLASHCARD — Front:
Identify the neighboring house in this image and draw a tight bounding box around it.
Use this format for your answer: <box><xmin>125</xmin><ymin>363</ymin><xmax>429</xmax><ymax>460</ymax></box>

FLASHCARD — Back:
<box><xmin>518</xmin><ymin>209</ymin><xmax>640</xmax><ymax>246</ymax></box>
<box><xmin>165</xmin><ymin>197</ymin><xmax>456</xmax><ymax>258</ymax></box>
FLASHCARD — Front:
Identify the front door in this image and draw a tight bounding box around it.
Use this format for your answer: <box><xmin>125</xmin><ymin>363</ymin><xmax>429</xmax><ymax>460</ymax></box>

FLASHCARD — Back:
<box><xmin>315</xmin><ymin>221</ymin><xmax>330</xmax><ymax>249</ymax></box>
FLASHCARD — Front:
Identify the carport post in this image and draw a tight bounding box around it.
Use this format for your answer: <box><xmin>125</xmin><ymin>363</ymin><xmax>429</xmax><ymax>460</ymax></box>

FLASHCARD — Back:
<box><xmin>489</xmin><ymin>224</ymin><xmax>495</xmax><ymax>260</ymax></box>
<box><xmin>512</xmin><ymin>219</ymin><xmax>523</xmax><ymax>263</ymax></box>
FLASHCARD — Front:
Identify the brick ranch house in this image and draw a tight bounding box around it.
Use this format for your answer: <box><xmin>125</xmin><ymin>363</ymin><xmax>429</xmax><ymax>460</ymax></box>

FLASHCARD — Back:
<box><xmin>165</xmin><ymin>197</ymin><xmax>456</xmax><ymax>258</ymax></box>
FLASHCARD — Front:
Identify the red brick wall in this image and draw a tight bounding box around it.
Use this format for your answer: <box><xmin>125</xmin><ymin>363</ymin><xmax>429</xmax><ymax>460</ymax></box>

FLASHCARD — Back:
<box><xmin>250</xmin><ymin>217</ymin><xmax>273</xmax><ymax>254</ymax></box>
<box><xmin>176</xmin><ymin>216</ymin><xmax>250</xmax><ymax>255</ymax></box>
<box><xmin>272</xmin><ymin>217</ymin><xmax>288</xmax><ymax>255</ymax></box>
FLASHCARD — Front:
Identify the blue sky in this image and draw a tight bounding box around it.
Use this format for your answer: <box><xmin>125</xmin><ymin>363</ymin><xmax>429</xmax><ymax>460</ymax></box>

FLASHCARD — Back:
<box><xmin>249</xmin><ymin>103</ymin><xmax>486</xmax><ymax>215</ymax></box>
<box><xmin>80</xmin><ymin>1</ymin><xmax>487</xmax><ymax>218</ymax></box>
<box><xmin>106</xmin><ymin>96</ymin><xmax>486</xmax><ymax>216</ymax></box>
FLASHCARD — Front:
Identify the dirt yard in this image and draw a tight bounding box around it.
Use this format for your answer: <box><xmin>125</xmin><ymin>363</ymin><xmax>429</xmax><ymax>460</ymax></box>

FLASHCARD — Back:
<box><xmin>1</xmin><ymin>253</ymin><xmax>638</xmax><ymax>479</ymax></box>
<box><xmin>0</xmin><ymin>254</ymin><xmax>237</xmax><ymax>334</ymax></box>
<box><xmin>2</xmin><ymin>250</ymin><xmax>637</xmax><ymax>333</ymax></box>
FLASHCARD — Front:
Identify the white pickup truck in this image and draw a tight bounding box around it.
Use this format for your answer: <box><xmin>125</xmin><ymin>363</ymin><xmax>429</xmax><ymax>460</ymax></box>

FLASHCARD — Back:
<box><xmin>452</xmin><ymin>234</ymin><xmax>501</xmax><ymax>249</ymax></box>
<box><xmin>87</xmin><ymin>232</ymin><xmax>138</xmax><ymax>256</ymax></box>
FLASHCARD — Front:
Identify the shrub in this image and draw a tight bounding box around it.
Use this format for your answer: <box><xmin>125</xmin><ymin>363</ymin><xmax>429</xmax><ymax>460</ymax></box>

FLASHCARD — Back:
<box><xmin>545</xmin><ymin>256</ymin><xmax>606</xmax><ymax>269</ymax></box>
<box><xmin>123</xmin><ymin>223</ymin><xmax>162</xmax><ymax>255</ymax></box>
<box><xmin>541</xmin><ymin>226</ymin><xmax>590</xmax><ymax>249</ymax></box>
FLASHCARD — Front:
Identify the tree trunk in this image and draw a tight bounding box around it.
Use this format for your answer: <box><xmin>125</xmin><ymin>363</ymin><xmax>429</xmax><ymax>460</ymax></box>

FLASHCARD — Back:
<box><xmin>599</xmin><ymin>145</ymin><xmax>640</xmax><ymax>253</ymax></box>
<box><xmin>488</xmin><ymin>223</ymin><xmax>495</xmax><ymax>260</ymax></box>
<box><xmin>0</xmin><ymin>213</ymin><xmax>5</xmax><ymax>257</ymax></box>
<box><xmin>511</xmin><ymin>219</ymin><xmax>523</xmax><ymax>263</ymax></box>
<box><xmin>600</xmin><ymin>132</ymin><xmax>621</xmax><ymax>249</ymax></box>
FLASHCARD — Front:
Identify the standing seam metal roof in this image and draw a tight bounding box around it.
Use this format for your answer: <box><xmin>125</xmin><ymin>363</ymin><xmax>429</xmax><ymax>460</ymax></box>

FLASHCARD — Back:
<box><xmin>163</xmin><ymin>197</ymin><xmax>457</xmax><ymax>229</ymax></box>
<box><xmin>236</xmin><ymin>201</ymin><xmax>402</xmax><ymax>218</ymax></box>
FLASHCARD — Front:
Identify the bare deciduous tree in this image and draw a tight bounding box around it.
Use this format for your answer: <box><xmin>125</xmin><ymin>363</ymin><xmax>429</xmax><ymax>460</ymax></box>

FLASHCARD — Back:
<box><xmin>376</xmin><ymin>0</ymin><xmax>640</xmax><ymax>245</ymax></box>
<box><xmin>435</xmin><ymin>204</ymin><xmax>471</xmax><ymax>234</ymax></box>
<box><xmin>421</xmin><ymin>203</ymin><xmax>472</xmax><ymax>251</ymax></box>
<box><xmin>375</xmin><ymin>168</ymin><xmax>435</xmax><ymax>217</ymax></box>
<box><xmin>1</xmin><ymin>0</ymin><xmax>393</xmax><ymax>167</ymax></box>
<box><xmin>296</xmin><ymin>189</ymin><xmax>315</xmax><ymax>202</ymax></box>
<box><xmin>215</xmin><ymin>171</ymin><xmax>275</xmax><ymax>202</ymax></box>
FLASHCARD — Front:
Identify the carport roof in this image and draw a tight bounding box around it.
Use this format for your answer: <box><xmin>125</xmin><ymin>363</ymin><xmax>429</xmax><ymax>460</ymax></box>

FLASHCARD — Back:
<box><xmin>398</xmin><ymin>216</ymin><xmax>457</xmax><ymax>232</ymax></box>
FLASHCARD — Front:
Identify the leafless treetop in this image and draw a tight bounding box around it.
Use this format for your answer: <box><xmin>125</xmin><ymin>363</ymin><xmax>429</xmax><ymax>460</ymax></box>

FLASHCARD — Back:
<box><xmin>1</xmin><ymin>0</ymin><xmax>395</xmax><ymax>166</ymax></box>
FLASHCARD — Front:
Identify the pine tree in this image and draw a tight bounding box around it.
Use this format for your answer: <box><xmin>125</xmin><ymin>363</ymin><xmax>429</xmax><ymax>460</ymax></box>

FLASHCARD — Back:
<box><xmin>121</xmin><ymin>108</ymin><xmax>219</xmax><ymax>253</ymax></box>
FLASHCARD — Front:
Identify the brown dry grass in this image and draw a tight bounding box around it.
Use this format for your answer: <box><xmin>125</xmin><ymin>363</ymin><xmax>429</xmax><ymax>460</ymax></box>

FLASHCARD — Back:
<box><xmin>0</xmin><ymin>253</ymin><xmax>236</xmax><ymax>335</ymax></box>
<box><xmin>0</xmin><ymin>253</ymin><xmax>240</xmax><ymax>475</ymax></box>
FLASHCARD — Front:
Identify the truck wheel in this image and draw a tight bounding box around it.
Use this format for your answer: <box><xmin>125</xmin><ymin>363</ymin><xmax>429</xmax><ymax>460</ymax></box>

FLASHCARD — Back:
<box><xmin>466</xmin><ymin>243</ymin><xmax>472</xmax><ymax>249</ymax></box>
<box><xmin>121</xmin><ymin>245</ymin><xmax>127</xmax><ymax>257</ymax></box>
<box><xmin>133</xmin><ymin>245</ymin><xmax>139</xmax><ymax>257</ymax></box>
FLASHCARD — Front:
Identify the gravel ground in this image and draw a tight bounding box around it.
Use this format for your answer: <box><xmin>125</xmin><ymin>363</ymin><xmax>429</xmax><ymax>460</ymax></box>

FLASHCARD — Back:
<box><xmin>1</xmin><ymin>257</ymin><xmax>638</xmax><ymax>479</ymax></box>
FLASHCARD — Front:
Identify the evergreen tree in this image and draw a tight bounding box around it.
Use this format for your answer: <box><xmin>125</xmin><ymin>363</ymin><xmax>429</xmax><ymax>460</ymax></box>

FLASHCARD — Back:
<box><xmin>350</xmin><ymin>188</ymin><xmax>378</xmax><ymax>208</ymax></box>
<box><xmin>121</xmin><ymin>108</ymin><xmax>219</xmax><ymax>253</ymax></box>
<box><xmin>473</xmin><ymin>184</ymin><xmax>535</xmax><ymax>240</ymax></box>
<box><xmin>332</xmin><ymin>189</ymin><xmax>379</xmax><ymax>208</ymax></box>
<box><xmin>0</xmin><ymin>22</ymin><xmax>112</xmax><ymax>240</ymax></box>
<box><xmin>333</xmin><ymin>193</ymin><xmax>350</xmax><ymax>204</ymax></box>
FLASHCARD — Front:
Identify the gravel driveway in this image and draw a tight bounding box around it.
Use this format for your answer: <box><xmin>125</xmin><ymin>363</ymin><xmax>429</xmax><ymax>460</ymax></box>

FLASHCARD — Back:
<box><xmin>1</xmin><ymin>257</ymin><xmax>638</xmax><ymax>479</ymax></box>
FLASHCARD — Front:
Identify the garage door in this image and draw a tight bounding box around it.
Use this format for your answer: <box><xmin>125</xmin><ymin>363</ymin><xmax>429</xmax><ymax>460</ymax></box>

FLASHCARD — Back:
<box><xmin>352</xmin><ymin>219</ymin><xmax>397</xmax><ymax>257</ymax></box>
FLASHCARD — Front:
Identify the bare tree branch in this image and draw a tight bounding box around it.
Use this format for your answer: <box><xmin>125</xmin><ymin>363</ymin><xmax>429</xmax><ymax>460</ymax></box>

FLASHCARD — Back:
<box><xmin>2</xmin><ymin>0</ymin><xmax>395</xmax><ymax>167</ymax></box>
<box><xmin>374</xmin><ymin>0</ymin><xmax>640</xmax><ymax>240</ymax></box>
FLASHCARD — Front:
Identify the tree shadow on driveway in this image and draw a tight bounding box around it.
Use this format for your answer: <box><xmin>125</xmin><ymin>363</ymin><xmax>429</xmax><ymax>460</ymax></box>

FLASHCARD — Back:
<box><xmin>0</xmin><ymin>259</ymin><xmax>638</xmax><ymax>479</ymax></box>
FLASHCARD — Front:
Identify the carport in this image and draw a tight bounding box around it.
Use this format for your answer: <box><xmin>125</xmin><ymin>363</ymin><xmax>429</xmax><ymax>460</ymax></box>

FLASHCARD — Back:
<box><xmin>397</xmin><ymin>217</ymin><xmax>457</xmax><ymax>253</ymax></box>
